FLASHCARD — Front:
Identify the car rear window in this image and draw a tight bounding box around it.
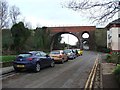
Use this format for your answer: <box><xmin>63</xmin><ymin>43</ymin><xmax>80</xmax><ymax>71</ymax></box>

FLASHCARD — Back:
<box><xmin>64</xmin><ymin>50</ymin><xmax>71</xmax><ymax>53</ymax></box>
<box><xmin>18</xmin><ymin>53</ymin><xmax>32</xmax><ymax>58</ymax></box>
<box><xmin>50</xmin><ymin>51</ymin><xmax>60</xmax><ymax>54</ymax></box>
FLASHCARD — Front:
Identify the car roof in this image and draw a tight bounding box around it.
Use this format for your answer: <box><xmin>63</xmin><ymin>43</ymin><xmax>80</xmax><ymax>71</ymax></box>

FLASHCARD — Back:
<box><xmin>20</xmin><ymin>51</ymin><xmax>44</xmax><ymax>54</ymax></box>
<box><xmin>64</xmin><ymin>49</ymin><xmax>72</xmax><ymax>51</ymax></box>
<box><xmin>29</xmin><ymin>51</ymin><xmax>44</xmax><ymax>53</ymax></box>
<box><xmin>51</xmin><ymin>50</ymin><xmax>63</xmax><ymax>52</ymax></box>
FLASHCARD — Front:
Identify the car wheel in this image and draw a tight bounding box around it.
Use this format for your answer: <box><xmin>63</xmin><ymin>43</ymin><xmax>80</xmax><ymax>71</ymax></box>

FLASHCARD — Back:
<box><xmin>35</xmin><ymin>63</ymin><xmax>41</xmax><ymax>72</ymax></box>
<box><xmin>74</xmin><ymin>56</ymin><xmax>76</xmax><ymax>59</ymax></box>
<box><xmin>61</xmin><ymin>59</ymin><xmax>64</xmax><ymax>64</ymax></box>
<box><xmin>50</xmin><ymin>61</ymin><xmax>55</xmax><ymax>67</ymax></box>
<box><xmin>66</xmin><ymin>57</ymin><xmax>68</xmax><ymax>61</ymax></box>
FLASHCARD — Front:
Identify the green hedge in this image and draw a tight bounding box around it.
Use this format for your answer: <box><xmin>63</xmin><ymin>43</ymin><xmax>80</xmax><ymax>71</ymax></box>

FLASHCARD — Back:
<box><xmin>114</xmin><ymin>64</ymin><xmax>120</xmax><ymax>86</ymax></box>
<box><xmin>0</xmin><ymin>55</ymin><xmax>16</xmax><ymax>62</ymax></box>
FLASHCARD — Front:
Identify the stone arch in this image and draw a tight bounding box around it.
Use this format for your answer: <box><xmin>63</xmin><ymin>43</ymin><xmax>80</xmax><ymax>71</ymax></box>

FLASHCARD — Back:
<box><xmin>50</xmin><ymin>32</ymin><xmax>80</xmax><ymax>51</ymax></box>
<box><xmin>81</xmin><ymin>31</ymin><xmax>90</xmax><ymax>39</ymax></box>
<box><xmin>81</xmin><ymin>31</ymin><xmax>90</xmax><ymax>50</ymax></box>
<box><xmin>48</xmin><ymin>26</ymin><xmax>96</xmax><ymax>51</ymax></box>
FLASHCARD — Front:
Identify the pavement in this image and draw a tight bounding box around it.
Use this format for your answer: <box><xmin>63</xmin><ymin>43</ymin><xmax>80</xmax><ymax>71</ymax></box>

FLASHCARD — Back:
<box><xmin>0</xmin><ymin>66</ymin><xmax>14</xmax><ymax>75</ymax></box>
<box><xmin>101</xmin><ymin>63</ymin><xmax>119</xmax><ymax>88</ymax></box>
<box><xmin>100</xmin><ymin>53</ymin><xmax>119</xmax><ymax>88</ymax></box>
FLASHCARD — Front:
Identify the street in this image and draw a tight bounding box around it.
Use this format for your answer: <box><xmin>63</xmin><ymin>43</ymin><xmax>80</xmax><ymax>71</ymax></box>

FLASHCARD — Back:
<box><xmin>2</xmin><ymin>51</ymin><xmax>98</xmax><ymax>88</ymax></box>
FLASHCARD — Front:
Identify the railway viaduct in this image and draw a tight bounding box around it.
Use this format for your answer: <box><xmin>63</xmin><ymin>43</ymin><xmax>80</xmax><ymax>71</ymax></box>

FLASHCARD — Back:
<box><xmin>48</xmin><ymin>26</ymin><xmax>96</xmax><ymax>50</ymax></box>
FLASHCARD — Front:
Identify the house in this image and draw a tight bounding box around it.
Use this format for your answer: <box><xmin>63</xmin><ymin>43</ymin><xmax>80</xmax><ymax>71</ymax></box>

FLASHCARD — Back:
<box><xmin>106</xmin><ymin>18</ymin><xmax>120</xmax><ymax>52</ymax></box>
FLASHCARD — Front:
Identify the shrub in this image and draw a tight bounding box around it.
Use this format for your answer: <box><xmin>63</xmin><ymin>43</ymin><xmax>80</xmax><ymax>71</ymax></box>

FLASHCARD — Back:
<box><xmin>114</xmin><ymin>64</ymin><xmax>120</xmax><ymax>86</ymax></box>
<box><xmin>106</xmin><ymin>54</ymin><xmax>114</xmax><ymax>63</ymax></box>
<box><xmin>106</xmin><ymin>52</ymin><xmax>120</xmax><ymax>64</ymax></box>
<box><xmin>0</xmin><ymin>55</ymin><xmax>16</xmax><ymax>62</ymax></box>
<box><xmin>96</xmin><ymin>47</ymin><xmax>111</xmax><ymax>53</ymax></box>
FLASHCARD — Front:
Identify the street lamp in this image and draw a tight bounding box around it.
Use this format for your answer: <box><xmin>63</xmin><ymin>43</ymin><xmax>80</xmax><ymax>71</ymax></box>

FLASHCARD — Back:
<box><xmin>67</xmin><ymin>34</ymin><xmax>69</xmax><ymax>49</ymax></box>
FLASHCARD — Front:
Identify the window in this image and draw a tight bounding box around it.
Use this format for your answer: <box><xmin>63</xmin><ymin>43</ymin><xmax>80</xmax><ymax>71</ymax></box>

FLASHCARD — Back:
<box><xmin>119</xmin><ymin>34</ymin><xmax>120</xmax><ymax>38</ymax></box>
<box><xmin>50</xmin><ymin>51</ymin><xmax>60</xmax><ymax>54</ymax></box>
<box><xmin>18</xmin><ymin>53</ymin><xmax>32</xmax><ymax>58</ymax></box>
<box><xmin>36</xmin><ymin>53</ymin><xmax>40</xmax><ymax>56</ymax></box>
<box><xmin>40</xmin><ymin>52</ymin><xmax>46</xmax><ymax>57</ymax></box>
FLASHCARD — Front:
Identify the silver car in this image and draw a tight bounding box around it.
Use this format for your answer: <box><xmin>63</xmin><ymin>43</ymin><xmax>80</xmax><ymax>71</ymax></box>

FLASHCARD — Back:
<box><xmin>64</xmin><ymin>49</ymin><xmax>76</xmax><ymax>59</ymax></box>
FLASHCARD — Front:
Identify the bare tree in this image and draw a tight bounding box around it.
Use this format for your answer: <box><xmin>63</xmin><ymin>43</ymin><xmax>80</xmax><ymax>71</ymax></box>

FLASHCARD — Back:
<box><xmin>65</xmin><ymin>0</ymin><xmax>120</xmax><ymax>24</ymax></box>
<box><xmin>9</xmin><ymin>5</ymin><xmax>21</xmax><ymax>25</ymax></box>
<box><xmin>0</xmin><ymin>0</ymin><xmax>9</xmax><ymax>29</ymax></box>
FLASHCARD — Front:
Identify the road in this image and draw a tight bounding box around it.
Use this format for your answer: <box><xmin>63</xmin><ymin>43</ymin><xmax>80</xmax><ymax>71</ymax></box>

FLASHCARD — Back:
<box><xmin>2</xmin><ymin>51</ymin><xmax>98</xmax><ymax>88</ymax></box>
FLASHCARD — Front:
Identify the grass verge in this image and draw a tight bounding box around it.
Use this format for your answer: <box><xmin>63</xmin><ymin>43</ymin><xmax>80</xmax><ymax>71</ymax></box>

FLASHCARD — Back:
<box><xmin>0</xmin><ymin>55</ymin><xmax>16</xmax><ymax>62</ymax></box>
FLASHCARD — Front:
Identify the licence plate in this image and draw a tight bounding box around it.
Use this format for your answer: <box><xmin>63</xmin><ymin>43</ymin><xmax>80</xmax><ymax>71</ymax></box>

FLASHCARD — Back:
<box><xmin>17</xmin><ymin>65</ymin><xmax>25</xmax><ymax>68</ymax></box>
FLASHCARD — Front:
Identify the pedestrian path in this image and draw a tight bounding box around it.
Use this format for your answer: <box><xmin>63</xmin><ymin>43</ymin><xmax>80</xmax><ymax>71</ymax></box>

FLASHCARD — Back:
<box><xmin>0</xmin><ymin>66</ymin><xmax>14</xmax><ymax>75</ymax></box>
<box><xmin>102</xmin><ymin>63</ymin><xmax>119</xmax><ymax>88</ymax></box>
<box><xmin>100</xmin><ymin>53</ymin><xmax>119</xmax><ymax>88</ymax></box>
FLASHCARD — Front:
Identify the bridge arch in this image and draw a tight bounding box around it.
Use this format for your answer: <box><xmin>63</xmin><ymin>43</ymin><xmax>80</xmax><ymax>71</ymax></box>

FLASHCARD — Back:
<box><xmin>48</xmin><ymin>26</ymin><xmax>96</xmax><ymax>51</ymax></box>
<box><xmin>50</xmin><ymin>32</ymin><xmax>80</xmax><ymax>50</ymax></box>
<box><xmin>81</xmin><ymin>31</ymin><xmax>90</xmax><ymax>50</ymax></box>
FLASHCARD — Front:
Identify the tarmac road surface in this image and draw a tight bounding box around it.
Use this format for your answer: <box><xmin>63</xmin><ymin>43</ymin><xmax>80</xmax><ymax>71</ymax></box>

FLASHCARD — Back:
<box><xmin>2</xmin><ymin>51</ymin><xmax>98</xmax><ymax>88</ymax></box>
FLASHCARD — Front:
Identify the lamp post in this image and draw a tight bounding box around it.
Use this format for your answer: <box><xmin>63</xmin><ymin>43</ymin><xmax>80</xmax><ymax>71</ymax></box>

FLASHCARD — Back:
<box><xmin>67</xmin><ymin>34</ymin><xmax>69</xmax><ymax>49</ymax></box>
<box><xmin>118</xmin><ymin>1</ymin><xmax>120</xmax><ymax>18</ymax></box>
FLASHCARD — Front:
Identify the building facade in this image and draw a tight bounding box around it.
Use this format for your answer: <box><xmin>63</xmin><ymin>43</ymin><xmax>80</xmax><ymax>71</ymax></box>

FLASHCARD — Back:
<box><xmin>107</xmin><ymin>18</ymin><xmax>120</xmax><ymax>51</ymax></box>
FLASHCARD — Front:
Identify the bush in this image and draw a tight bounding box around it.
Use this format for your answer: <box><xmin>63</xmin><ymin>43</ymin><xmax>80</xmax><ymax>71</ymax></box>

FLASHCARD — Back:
<box><xmin>96</xmin><ymin>47</ymin><xmax>111</xmax><ymax>53</ymax></box>
<box><xmin>106</xmin><ymin>52</ymin><xmax>120</xmax><ymax>64</ymax></box>
<box><xmin>0</xmin><ymin>55</ymin><xmax>16</xmax><ymax>62</ymax></box>
<box><xmin>114</xmin><ymin>64</ymin><xmax>120</xmax><ymax>86</ymax></box>
<box><xmin>106</xmin><ymin>54</ymin><xmax>115</xmax><ymax>63</ymax></box>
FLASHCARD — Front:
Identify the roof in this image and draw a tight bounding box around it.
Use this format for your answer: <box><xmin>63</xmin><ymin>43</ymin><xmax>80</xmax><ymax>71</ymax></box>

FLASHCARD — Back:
<box><xmin>106</xmin><ymin>18</ymin><xmax>120</xmax><ymax>29</ymax></box>
<box><xmin>110</xmin><ymin>18</ymin><xmax>120</xmax><ymax>24</ymax></box>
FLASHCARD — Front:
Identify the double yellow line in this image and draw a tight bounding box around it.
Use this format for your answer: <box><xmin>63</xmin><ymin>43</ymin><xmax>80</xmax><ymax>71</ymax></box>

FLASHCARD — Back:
<box><xmin>84</xmin><ymin>54</ymin><xmax>99</xmax><ymax>90</ymax></box>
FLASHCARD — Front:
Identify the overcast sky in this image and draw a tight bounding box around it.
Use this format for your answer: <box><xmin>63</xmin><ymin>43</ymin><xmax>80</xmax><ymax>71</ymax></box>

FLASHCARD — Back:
<box><xmin>7</xmin><ymin>0</ymin><xmax>98</xmax><ymax>28</ymax></box>
<box><xmin>7</xmin><ymin>0</ymin><xmax>118</xmax><ymax>45</ymax></box>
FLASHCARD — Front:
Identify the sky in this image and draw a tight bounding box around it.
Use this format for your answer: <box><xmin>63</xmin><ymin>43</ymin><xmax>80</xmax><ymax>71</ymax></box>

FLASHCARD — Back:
<box><xmin>7</xmin><ymin>0</ymin><xmax>118</xmax><ymax>45</ymax></box>
<box><xmin>7</xmin><ymin>0</ymin><xmax>97</xmax><ymax>28</ymax></box>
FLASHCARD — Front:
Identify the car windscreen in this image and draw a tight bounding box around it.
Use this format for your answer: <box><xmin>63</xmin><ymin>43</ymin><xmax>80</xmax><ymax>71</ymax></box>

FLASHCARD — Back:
<box><xmin>64</xmin><ymin>50</ymin><xmax>71</xmax><ymax>53</ymax></box>
<box><xmin>18</xmin><ymin>53</ymin><xmax>32</xmax><ymax>58</ymax></box>
<box><xmin>50</xmin><ymin>51</ymin><xmax>60</xmax><ymax>54</ymax></box>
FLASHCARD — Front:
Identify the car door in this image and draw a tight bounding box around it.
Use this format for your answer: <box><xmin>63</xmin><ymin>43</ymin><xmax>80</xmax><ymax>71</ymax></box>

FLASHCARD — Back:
<box><xmin>40</xmin><ymin>51</ymin><xmax>49</xmax><ymax>67</ymax></box>
<box><xmin>35</xmin><ymin>52</ymin><xmax>44</xmax><ymax>68</ymax></box>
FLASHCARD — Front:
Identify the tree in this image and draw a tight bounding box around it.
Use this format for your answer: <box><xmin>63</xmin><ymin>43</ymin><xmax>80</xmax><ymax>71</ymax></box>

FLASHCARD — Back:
<box><xmin>11</xmin><ymin>22</ymin><xmax>30</xmax><ymax>52</ymax></box>
<box><xmin>9</xmin><ymin>5</ymin><xmax>21</xmax><ymax>25</ymax></box>
<box><xmin>65</xmin><ymin>0</ymin><xmax>120</xmax><ymax>24</ymax></box>
<box><xmin>0</xmin><ymin>0</ymin><xmax>9</xmax><ymax>29</ymax></box>
<box><xmin>52</xmin><ymin>35</ymin><xmax>62</xmax><ymax>50</ymax></box>
<box><xmin>34</xmin><ymin>27</ymin><xmax>51</xmax><ymax>51</ymax></box>
<box><xmin>2</xmin><ymin>29</ymin><xmax>13</xmax><ymax>53</ymax></box>
<box><xmin>95</xmin><ymin>28</ymin><xmax>107</xmax><ymax>52</ymax></box>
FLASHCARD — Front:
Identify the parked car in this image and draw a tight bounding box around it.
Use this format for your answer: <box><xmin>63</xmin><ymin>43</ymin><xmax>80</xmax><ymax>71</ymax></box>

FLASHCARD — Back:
<box><xmin>64</xmin><ymin>49</ymin><xmax>76</xmax><ymax>59</ymax></box>
<box><xmin>73</xmin><ymin>49</ymin><xmax>83</xmax><ymax>56</ymax></box>
<box><xmin>13</xmin><ymin>51</ymin><xmax>55</xmax><ymax>72</ymax></box>
<box><xmin>78</xmin><ymin>49</ymin><xmax>83</xmax><ymax>56</ymax></box>
<box><xmin>49</xmin><ymin>50</ymin><xmax>68</xmax><ymax>63</ymax></box>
